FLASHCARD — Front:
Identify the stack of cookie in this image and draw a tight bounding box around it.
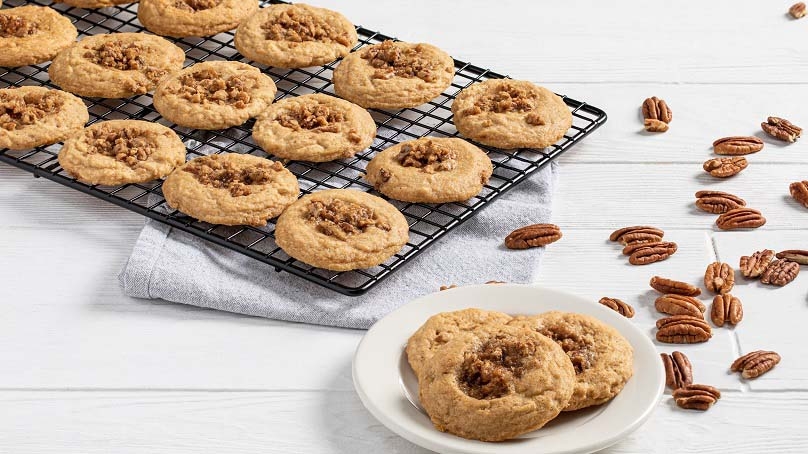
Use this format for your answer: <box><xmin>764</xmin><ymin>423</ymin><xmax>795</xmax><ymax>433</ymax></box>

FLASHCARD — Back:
<box><xmin>406</xmin><ymin>308</ymin><xmax>634</xmax><ymax>441</ymax></box>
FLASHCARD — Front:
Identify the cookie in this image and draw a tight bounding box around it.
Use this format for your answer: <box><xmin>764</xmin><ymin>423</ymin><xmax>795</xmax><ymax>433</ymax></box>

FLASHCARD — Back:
<box><xmin>451</xmin><ymin>79</ymin><xmax>573</xmax><ymax>149</ymax></box>
<box><xmin>234</xmin><ymin>4</ymin><xmax>357</xmax><ymax>69</ymax></box>
<box><xmin>138</xmin><ymin>0</ymin><xmax>259</xmax><ymax>38</ymax></box>
<box><xmin>162</xmin><ymin>153</ymin><xmax>299</xmax><ymax>227</ymax></box>
<box><xmin>508</xmin><ymin>311</ymin><xmax>634</xmax><ymax>411</ymax></box>
<box><xmin>56</xmin><ymin>0</ymin><xmax>138</xmax><ymax>8</ymax></box>
<box><xmin>0</xmin><ymin>86</ymin><xmax>88</xmax><ymax>150</ymax></box>
<box><xmin>58</xmin><ymin>119</ymin><xmax>186</xmax><ymax>186</ymax></box>
<box><xmin>274</xmin><ymin>189</ymin><xmax>409</xmax><ymax>271</ymax></box>
<box><xmin>405</xmin><ymin>308</ymin><xmax>512</xmax><ymax>379</ymax></box>
<box><xmin>49</xmin><ymin>32</ymin><xmax>185</xmax><ymax>98</ymax></box>
<box><xmin>0</xmin><ymin>5</ymin><xmax>78</xmax><ymax>67</ymax></box>
<box><xmin>252</xmin><ymin>93</ymin><xmax>375</xmax><ymax>162</ymax></box>
<box><xmin>365</xmin><ymin>137</ymin><xmax>492</xmax><ymax>203</ymax></box>
<box><xmin>418</xmin><ymin>324</ymin><xmax>575</xmax><ymax>442</ymax></box>
<box><xmin>153</xmin><ymin>61</ymin><xmax>277</xmax><ymax>130</ymax></box>
<box><xmin>333</xmin><ymin>40</ymin><xmax>455</xmax><ymax>110</ymax></box>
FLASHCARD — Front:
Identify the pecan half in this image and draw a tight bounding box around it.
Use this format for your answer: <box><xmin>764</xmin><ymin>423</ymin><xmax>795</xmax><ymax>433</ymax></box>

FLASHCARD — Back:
<box><xmin>695</xmin><ymin>190</ymin><xmax>746</xmax><ymax>214</ymax></box>
<box><xmin>790</xmin><ymin>2</ymin><xmax>807</xmax><ymax>19</ymax></box>
<box><xmin>650</xmin><ymin>276</ymin><xmax>702</xmax><ymax>296</ymax></box>
<box><xmin>790</xmin><ymin>181</ymin><xmax>808</xmax><ymax>208</ymax></box>
<box><xmin>704</xmin><ymin>262</ymin><xmax>735</xmax><ymax>294</ymax></box>
<box><xmin>731</xmin><ymin>351</ymin><xmax>781</xmax><ymax>379</ymax></box>
<box><xmin>711</xmin><ymin>293</ymin><xmax>743</xmax><ymax>327</ymax></box>
<box><xmin>703</xmin><ymin>156</ymin><xmax>747</xmax><ymax>178</ymax></box>
<box><xmin>599</xmin><ymin>297</ymin><xmax>635</xmax><ymax>318</ymax></box>
<box><xmin>716</xmin><ymin>208</ymin><xmax>766</xmax><ymax>230</ymax></box>
<box><xmin>760</xmin><ymin>259</ymin><xmax>800</xmax><ymax>286</ymax></box>
<box><xmin>629</xmin><ymin>242</ymin><xmax>678</xmax><ymax>265</ymax></box>
<box><xmin>609</xmin><ymin>225</ymin><xmax>665</xmax><ymax>243</ymax></box>
<box><xmin>712</xmin><ymin>136</ymin><xmax>764</xmax><ymax>156</ymax></box>
<box><xmin>504</xmin><ymin>224</ymin><xmax>562</xmax><ymax>250</ymax></box>
<box><xmin>761</xmin><ymin>116</ymin><xmax>802</xmax><ymax>142</ymax></box>
<box><xmin>619</xmin><ymin>230</ymin><xmax>665</xmax><ymax>246</ymax></box>
<box><xmin>740</xmin><ymin>249</ymin><xmax>775</xmax><ymax>278</ymax></box>
<box><xmin>622</xmin><ymin>241</ymin><xmax>659</xmax><ymax>256</ymax></box>
<box><xmin>656</xmin><ymin>315</ymin><xmax>712</xmax><ymax>344</ymax></box>
<box><xmin>439</xmin><ymin>284</ymin><xmax>457</xmax><ymax>291</ymax></box>
<box><xmin>673</xmin><ymin>384</ymin><xmax>721</xmax><ymax>411</ymax></box>
<box><xmin>776</xmin><ymin>249</ymin><xmax>808</xmax><ymax>265</ymax></box>
<box><xmin>655</xmin><ymin>294</ymin><xmax>706</xmax><ymax>318</ymax></box>
<box><xmin>644</xmin><ymin>119</ymin><xmax>669</xmax><ymax>133</ymax></box>
<box><xmin>642</xmin><ymin>96</ymin><xmax>672</xmax><ymax>123</ymax></box>
<box><xmin>661</xmin><ymin>351</ymin><xmax>693</xmax><ymax>390</ymax></box>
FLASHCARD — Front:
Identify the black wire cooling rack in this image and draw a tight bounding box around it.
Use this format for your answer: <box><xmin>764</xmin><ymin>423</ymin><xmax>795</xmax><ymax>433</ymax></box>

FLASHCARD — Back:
<box><xmin>0</xmin><ymin>0</ymin><xmax>607</xmax><ymax>296</ymax></box>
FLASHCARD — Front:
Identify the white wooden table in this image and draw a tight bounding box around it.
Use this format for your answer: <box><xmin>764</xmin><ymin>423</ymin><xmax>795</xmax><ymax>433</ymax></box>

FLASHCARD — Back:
<box><xmin>2</xmin><ymin>1</ymin><xmax>807</xmax><ymax>452</ymax></box>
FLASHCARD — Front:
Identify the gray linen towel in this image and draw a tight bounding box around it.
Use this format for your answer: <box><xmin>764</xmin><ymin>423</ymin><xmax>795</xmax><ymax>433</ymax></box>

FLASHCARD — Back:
<box><xmin>119</xmin><ymin>163</ymin><xmax>558</xmax><ymax>329</ymax></box>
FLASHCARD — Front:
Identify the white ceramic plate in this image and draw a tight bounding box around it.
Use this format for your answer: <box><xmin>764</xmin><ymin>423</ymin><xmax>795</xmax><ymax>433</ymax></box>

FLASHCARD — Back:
<box><xmin>353</xmin><ymin>284</ymin><xmax>664</xmax><ymax>454</ymax></box>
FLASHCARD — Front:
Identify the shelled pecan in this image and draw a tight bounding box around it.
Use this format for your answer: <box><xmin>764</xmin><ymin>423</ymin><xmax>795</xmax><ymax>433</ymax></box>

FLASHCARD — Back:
<box><xmin>673</xmin><ymin>384</ymin><xmax>721</xmax><ymax>411</ymax></box>
<box><xmin>609</xmin><ymin>225</ymin><xmax>664</xmax><ymax>243</ymax></box>
<box><xmin>504</xmin><ymin>223</ymin><xmax>562</xmax><ymax>249</ymax></box>
<box><xmin>761</xmin><ymin>116</ymin><xmax>802</xmax><ymax>142</ymax></box>
<box><xmin>661</xmin><ymin>351</ymin><xmax>693</xmax><ymax>390</ymax></box>
<box><xmin>790</xmin><ymin>2</ymin><xmax>807</xmax><ymax>19</ymax></box>
<box><xmin>649</xmin><ymin>276</ymin><xmax>702</xmax><ymax>297</ymax></box>
<box><xmin>694</xmin><ymin>190</ymin><xmax>746</xmax><ymax>214</ymax></box>
<box><xmin>599</xmin><ymin>297</ymin><xmax>635</xmax><ymax>318</ymax></box>
<box><xmin>740</xmin><ymin>249</ymin><xmax>775</xmax><ymax>278</ymax></box>
<box><xmin>703</xmin><ymin>156</ymin><xmax>747</xmax><ymax>178</ymax></box>
<box><xmin>704</xmin><ymin>262</ymin><xmax>735</xmax><ymax>294</ymax></box>
<box><xmin>790</xmin><ymin>181</ymin><xmax>808</xmax><ymax>208</ymax></box>
<box><xmin>629</xmin><ymin>242</ymin><xmax>678</xmax><ymax>265</ymax></box>
<box><xmin>716</xmin><ymin>208</ymin><xmax>766</xmax><ymax>230</ymax></box>
<box><xmin>644</xmin><ymin>119</ymin><xmax>669</xmax><ymax>133</ymax></box>
<box><xmin>439</xmin><ymin>284</ymin><xmax>457</xmax><ymax>291</ymax></box>
<box><xmin>760</xmin><ymin>259</ymin><xmax>800</xmax><ymax>286</ymax></box>
<box><xmin>642</xmin><ymin>96</ymin><xmax>672</xmax><ymax>124</ymax></box>
<box><xmin>656</xmin><ymin>315</ymin><xmax>712</xmax><ymax>344</ymax></box>
<box><xmin>655</xmin><ymin>294</ymin><xmax>706</xmax><ymax>318</ymax></box>
<box><xmin>712</xmin><ymin>136</ymin><xmax>764</xmax><ymax>156</ymax></box>
<box><xmin>776</xmin><ymin>250</ymin><xmax>808</xmax><ymax>265</ymax></box>
<box><xmin>711</xmin><ymin>293</ymin><xmax>743</xmax><ymax>327</ymax></box>
<box><xmin>731</xmin><ymin>351</ymin><xmax>781</xmax><ymax>379</ymax></box>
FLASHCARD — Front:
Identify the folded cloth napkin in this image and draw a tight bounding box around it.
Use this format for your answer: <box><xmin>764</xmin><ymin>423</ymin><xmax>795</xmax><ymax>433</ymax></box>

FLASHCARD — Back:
<box><xmin>119</xmin><ymin>162</ymin><xmax>558</xmax><ymax>330</ymax></box>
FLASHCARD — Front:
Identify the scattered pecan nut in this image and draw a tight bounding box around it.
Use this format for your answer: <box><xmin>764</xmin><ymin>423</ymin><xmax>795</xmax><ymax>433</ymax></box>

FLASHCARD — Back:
<box><xmin>655</xmin><ymin>294</ymin><xmax>706</xmax><ymax>318</ymax></box>
<box><xmin>790</xmin><ymin>2</ymin><xmax>807</xmax><ymax>19</ymax></box>
<box><xmin>599</xmin><ymin>297</ymin><xmax>635</xmax><ymax>318</ymax></box>
<box><xmin>776</xmin><ymin>249</ymin><xmax>808</xmax><ymax>265</ymax></box>
<box><xmin>504</xmin><ymin>223</ymin><xmax>562</xmax><ymax>249</ymax></box>
<box><xmin>712</xmin><ymin>136</ymin><xmax>764</xmax><ymax>155</ymax></box>
<box><xmin>642</xmin><ymin>96</ymin><xmax>672</xmax><ymax>123</ymax></box>
<box><xmin>649</xmin><ymin>276</ymin><xmax>702</xmax><ymax>297</ymax></box>
<box><xmin>439</xmin><ymin>284</ymin><xmax>457</xmax><ymax>291</ymax></box>
<box><xmin>673</xmin><ymin>384</ymin><xmax>721</xmax><ymax>411</ymax></box>
<box><xmin>694</xmin><ymin>190</ymin><xmax>746</xmax><ymax>214</ymax></box>
<box><xmin>644</xmin><ymin>118</ymin><xmax>669</xmax><ymax>133</ymax></box>
<box><xmin>661</xmin><ymin>351</ymin><xmax>693</xmax><ymax>390</ymax></box>
<box><xmin>760</xmin><ymin>259</ymin><xmax>800</xmax><ymax>286</ymax></box>
<box><xmin>609</xmin><ymin>225</ymin><xmax>664</xmax><ymax>243</ymax></box>
<box><xmin>629</xmin><ymin>241</ymin><xmax>678</xmax><ymax>265</ymax></box>
<box><xmin>790</xmin><ymin>181</ymin><xmax>808</xmax><ymax>208</ymax></box>
<box><xmin>656</xmin><ymin>315</ymin><xmax>712</xmax><ymax>344</ymax></box>
<box><xmin>618</xmin><ymin>229</ymin><xmax>665</xmax><ymax>246</ymax></box>
<box><xmin>704</xmin><ymin>262</ymin><xmax>735</xmax><ymax>294</ymax></box>
<box><xmin>623</xmin><ymin>240</ymin><xmax>661</xmax><ymax>256</ymax></box>
<box><xmin>761</xmin><ymin>116</ymin><xmax>802</xmax><ymax>142</ymax></box>
<box><xmin>740</xmin><ymin>249</ymin><xmax>775</xmax><ymax>278</ymax></box>
<box><xmin>703</xmin><ymin>156</ymin><xmax>747</xmax><ymax>178</ymax></box>
<box><xmin>716</xmin><ymin>208</ymin><xmax>766</xmax><ymax>230</ymax></box>
<box><xmin>731</xmin><ymin>351</ymin><xmax>781</xmax><ymax>379</ymax></box>
<box><xmin>711</xmin><ymin>293</ymin><xmax>743</xmax><ymax>327</ymax></box>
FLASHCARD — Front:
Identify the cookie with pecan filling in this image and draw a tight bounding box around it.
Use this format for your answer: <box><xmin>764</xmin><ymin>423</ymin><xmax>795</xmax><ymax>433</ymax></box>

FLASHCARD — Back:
<box><xmin>235</xmin><ymin>4</ymin><xmax>357</xmax><ymax>68</ymax></box>
<box><xmin>452</xmin><ymin>79</ymin><xmax>573</xmax><ymax>149</ymax></box>
<box><xmin>49</xmin><ymin>32</ymin><xmax>185</xmax><ymax>98</ymax></box>
<box><xmin>252</xmin><ymin>93</ymin><xmax>375</xmax><ymax>162</ymax></box>
<box><xmin>138</xmin><ymin>0</ymin><xmax>259</xmax><ymax>38</ymax></box>
<box><xmin>366</xmin><ymin>137</ymin><xmax>493</xmax><ymax>203</ymax></box>
<box><xmin>0</xmin><ymin>5</ymin><xmax>78</xmax><ymax>67</ymax></box>
<box><xmin>58</xmin><ymin>120</ymin><xmax>186</xmax><ymax>186</ymax></box>
<box><xmin>334</xmin><ymin>40</ymin><xmax>455</xmax><ymax>109</ymax></box>
<box><xmin>0</xmin><ymin>86</ymin><xmax>88</xmax><ymax>150</ymax></box>
<box><xmin>274</xmin><ymin>189</ymin><xmax>409</xmax><ymax>271</ymax></box>
<box><xmin>508</xmin><ymin>311</ymin><xmax>634</xmax><ymax>411</ymax></box>
<box><xmin>154</xmin><ymin>61</ymin><xmax>277</xmax><ymax>130</ymax></box>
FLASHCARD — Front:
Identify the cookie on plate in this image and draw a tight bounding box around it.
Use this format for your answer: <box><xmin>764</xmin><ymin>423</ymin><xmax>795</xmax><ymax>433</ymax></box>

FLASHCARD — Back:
<box><xmin>274</xmin><ymin>189</ymin><xmax>409</xmax><ymax>271</ymax></box>
<box><xmin>452</xmin><ymin>79</ymin><xmax>572</xmax><ymax>149</ymax></box>
<box><xmin>234</xmin><ymin>3</ymin><xmax>357</xmax><ymax>68</ymax></box>
<box><xmin>333</xmin><ymin>40</ymin><xmax>455</xmax><ymax>110</ymax></box>
<box><xmin>405</xmin><ymin>308</ymin><xmax>512</xmax><ymax>379</ymax></box>
<box><xmin>418</xmin><ymin>324</ymin><xmax>575</xmax><ymax>442</ymax></box>
<box><xmin>365</xmin><ymin>137</ymin><xmax>492</xmax><ymax>203</ymax></box>
<box><xmin>0</xmin><ymin>5</ymin><xmax>78</xmax><ymax>67</ymax></box>
<box><xmin>153</xmin><ymin>61</ymin><xmax>277</xmax><ymax>130</ymax></box>
<box><xmin>138</xmin><ymin>0</ymin><xmax>259</xmax><ymax>38</ymax></box>
<box><xmin>163</xmin><ymin>153</ymin><xmax>299</xmax><ymax>227</ymax></box>
<box><xmin>58</xmin><ymin>119</ymin><xmax>186</xmax><ymax>186</ymax></box>
<box><xmin>508</xmin><ymin>311</ymin><xmax>634</xmax><ymax>411</ymax></box>
<box><xmin>252</xmin><ymin>93</ymin><xmax>375</xmax><ymax>162</ymax></box>
<box><xmin>49</xmin><ymin>32</ymin><xmax>185</xmax><ymax>98</ymax></box>
<box><xmin>56</xmin><ymin>0</ymin><xmax>138</xmax><ymax>8</ymax></box>
<box><xmin>0</xmin><ymin>86</ymin><xmax>88</xmax><ymax>150</ymax></box>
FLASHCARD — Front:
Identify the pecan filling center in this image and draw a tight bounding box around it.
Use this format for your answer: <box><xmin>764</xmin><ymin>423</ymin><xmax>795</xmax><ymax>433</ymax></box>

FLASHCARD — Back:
<box><xmin>176</xmin><ymin>69</ymin><xmax>253</xmax><ymax>108</ymax></box>
<box><xmin>539</xmin><ymin>328</ymin><xmax>595</xmax><ymax>374</ymax></box>
<box><xmin>173</xmin><ymin>0</ymin><xmax>221</xmax><ymax>11</ymax></box>
<box><xmin>84</xmin><ymin>41</ymin><xmax>167</xmax><ymax>82</ymax></box>
<box><xmin>396</xmin><ymin>141</ymin><xmax>457</xmax><ymax>173</ymax></box>
<box><xmin>362</xmin><ymin>40</ymin><xmax>439</xmax><ymax>82</ymax></box>
<box><xmin>464</xmin><ymin>85</ymin><xmax>544</xmax><ymax>125</ymax></box>
<box><xmin>0</xmin><ymin>92</ymin><xmax>64</xmax><ymax>131</ymax></box>
<box><xmin>278</xmin><ymin>103</ymin><xmax>345</xmax><ymax>133</ymax></box>
<box><xmin>183</xmin><ymin>157</ymin><xmax>282</xmax><ymax>197</ymax></box>
<box><xmin>262</xmin><ymin>9</ymin><xmax>350</xmax><ymax>45</ymax></box>
<box><xmin>0</xmin><ymin>15</ymin><xmax>39</xmax><ymax>38</ymax></box>
<box><xmin>459</xmin><ymin>336</ymin><xmax>540</xmax><ymax>400</ymax></box>
<box><xmin>307</xmin><ymin>199</ymin><xmax>390</xmax><ymax>240</ymax></box>
<box><xmin>85</xmin><ymin>127</ymin><xmax>157</xmax><ymax>167</ymax></box>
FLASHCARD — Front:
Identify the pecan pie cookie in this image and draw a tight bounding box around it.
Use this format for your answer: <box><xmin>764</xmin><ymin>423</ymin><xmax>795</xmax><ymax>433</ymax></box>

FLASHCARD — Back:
<box><xmin>365</xmin><ymin>137</ymin><xmax>493</xmax><ymax>203</ymax></box>
<box><xmin>452</xmin><ymin>79</ymin><xmax>573</xmax><ymax>149</ymax></box>
<box><xmin>418</xmin><ymin>324</ymin><xmax>575</xmax><ymax>442</ymax></box>
<box><xmin>405</xmin><ymin>308</ymin><xmax>513</xmax><ymax>379</ymax></box>
<box><xmin>0</xmin><ymin>5</ymin><xmax>78</xmax><ymax>67</ymax></box>
<box><xmin>58</xmin><ymin>120</ymin><xmax>185</xmax><ymax>185</ymax></box>
<box><xmin>508</xmin><ymin>311</ymin><xmax>634</xmax><ymax>411</ymax></box>
<box><xmin>252</xmin><ymin>93</ymin><xmax>376</xmax><ymax>162</ymax></box>
<box><xmin>0</xmin><ymin>86</ymin><xmax>88</xmax><ymax>150</ymax></box>
<box><xmin>56</xmin><ymin>0</ymin><xmax>138</xmax><ymax>8</ymax></box>
<box><xmin>234</xmin><ymin>3</ymin><xmax>357</xmax><ymax>69</ymax></box>
<box><xmin>274</xmin><ymin>189</ymin><xmax>409</xmax><ymax>271</ymax></box>
<box><xmin>333</xmin><ymin>40</ymin><xmax>455</xmax><ymax>109</ymax></box>
<box><xmin>138</xmin><ymin>0</ymin><xmax>259</xmax><ymax>38</ymax></box>
<box><xmin>153</xmin><ymin>61</ymin><xmax>277</xmax><ymax>130</ymax></box>
<box><xmin>162</xmin><ymin>153</ymin><xmax>299</xmax><ymax>227</ymax></box>
<box><xmin>49</xmin><ymin>32</ymin><xmax>185</xmax><ymax>98</ymax></box>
